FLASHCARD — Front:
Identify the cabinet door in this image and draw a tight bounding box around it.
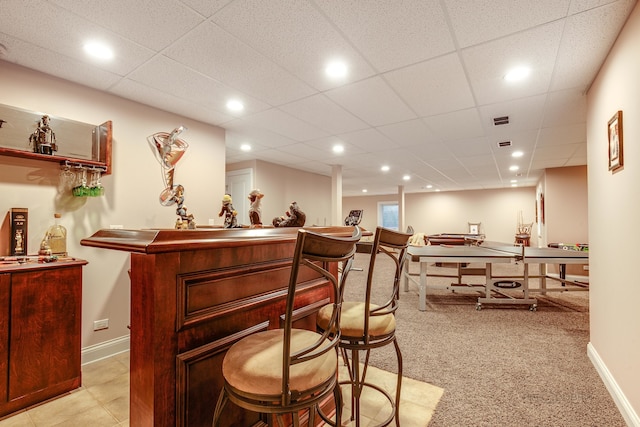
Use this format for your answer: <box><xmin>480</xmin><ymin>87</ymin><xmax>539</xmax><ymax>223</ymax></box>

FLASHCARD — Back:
<box><xmin>0</xmin><ymin>274</ymin><xmax>9</xmax><ymax>403</ymax></box>
<box><xmin>8</xmin><ymin>267</ymin><xmax>82</xmax><ymax>401</ymax></box>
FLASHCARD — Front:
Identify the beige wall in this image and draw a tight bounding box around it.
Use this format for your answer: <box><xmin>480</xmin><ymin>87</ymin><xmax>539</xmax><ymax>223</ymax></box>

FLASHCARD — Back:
<box><xmin>542</xmin><ymin>166</ymin><xmax>588</xmax><ymax>245</ymax></box>
<box><xmin>539</xmin><ymin>166</ymin><xmax>589</xmax><ymax>276</ymax></box>
<box><xmin>228</xmin><ymin>160</ymin><xmax>332</xmax><ymax>226</ymax></box>
<box><xmin>587</xmin><ymin>2</ymin><xmax>640</xmax><ymax>424</ymax></box>
<box><xmin>344</xmin><ymin>186</ymin><xmax>537</xmax><ymax>245</ymax></box>
<box><xmin>0</xmin><ymin>62</ymin><xmax>226</xmax><ymax>354</ymax></box>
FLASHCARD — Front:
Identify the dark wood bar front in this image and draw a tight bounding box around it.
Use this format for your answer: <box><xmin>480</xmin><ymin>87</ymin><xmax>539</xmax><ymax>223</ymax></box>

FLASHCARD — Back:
<box><xmin>81</xmin><ymin>226</ymin><xmax>359</xmax><ymax>427</ymax></box>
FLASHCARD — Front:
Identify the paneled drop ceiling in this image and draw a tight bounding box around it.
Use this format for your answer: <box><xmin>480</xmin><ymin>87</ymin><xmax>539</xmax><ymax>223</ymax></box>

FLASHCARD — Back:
<box><xmin>0</xmin><ymin>0</ymin><xmax>636</xmax><ymax>196</ymax></box>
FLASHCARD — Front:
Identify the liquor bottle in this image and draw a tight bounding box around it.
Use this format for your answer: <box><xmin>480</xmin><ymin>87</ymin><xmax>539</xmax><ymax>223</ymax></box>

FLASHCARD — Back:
<box><xmin>46</xmin><ymin>213</ymin><xmax>67</xmax><ymax>256</ymax></box>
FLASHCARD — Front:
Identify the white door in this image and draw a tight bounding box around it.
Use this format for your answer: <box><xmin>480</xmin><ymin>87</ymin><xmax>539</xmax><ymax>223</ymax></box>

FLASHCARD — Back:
<box><xmin>225</xmin><ymin>169</ymin><xmax>253</xmax><ymax>226</ymax></box>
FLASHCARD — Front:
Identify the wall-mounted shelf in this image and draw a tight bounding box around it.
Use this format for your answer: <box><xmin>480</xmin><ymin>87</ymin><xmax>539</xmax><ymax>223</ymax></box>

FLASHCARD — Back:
<box><xmin>0</xmin><ymin>120</ymin><xmax>112</xmax><ymax>175</ymax></box>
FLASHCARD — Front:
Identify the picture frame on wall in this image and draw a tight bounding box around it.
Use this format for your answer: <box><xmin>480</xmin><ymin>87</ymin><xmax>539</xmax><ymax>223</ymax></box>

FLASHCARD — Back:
<box><xmin>468</xmin><ymin>222</ymin><xmax>480</xmax><ymax>235</ymax></box>
<box><xmin>608</xmin><ymin>110</ymin><xmax>623</xmax><ymax>172</ymax></box>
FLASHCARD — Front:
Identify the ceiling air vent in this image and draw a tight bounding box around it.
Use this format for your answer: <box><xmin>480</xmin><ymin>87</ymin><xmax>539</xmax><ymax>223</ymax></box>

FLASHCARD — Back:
<box><xmin>497</xmin><ymin>141</ymin><xmax>512</xmax><ymax>148</ymax></box>
<box><xmin>493</xmin><ymin>116</ymin><xmax>509</xmax><ymax>126</ymax></box>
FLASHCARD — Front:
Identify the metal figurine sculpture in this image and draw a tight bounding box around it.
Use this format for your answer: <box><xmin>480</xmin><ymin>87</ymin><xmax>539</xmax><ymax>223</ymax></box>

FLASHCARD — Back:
<box><xmin>248</xmin><ymin>189</ymin><xmax>264</xmax><ymax>228</ymax></box>
<box><xmin>219</xmin><ymin>194</ymin><xmax>239</xmax><ymax>228</ymax></box>
<box><xmin>29</xmin><ymin>115</ymin><xmax>57</xmax><ymax>155</ymax></box>
<box><xmin>272</xmin><ymin>201</ymin><xmax>306</xmax><ymax>227</ymax></box>
<box><xmin>147</xmin><ymin>126</ymin><xmax>196</xmax><ymax>229</ymax></box>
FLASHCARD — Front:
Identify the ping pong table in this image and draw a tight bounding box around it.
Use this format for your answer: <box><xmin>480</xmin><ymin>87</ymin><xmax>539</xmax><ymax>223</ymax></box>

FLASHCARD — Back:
<box><xmin>403</xmin><ymin>242</ymin><xmax>589</xmax><ymax>311</ymax></box>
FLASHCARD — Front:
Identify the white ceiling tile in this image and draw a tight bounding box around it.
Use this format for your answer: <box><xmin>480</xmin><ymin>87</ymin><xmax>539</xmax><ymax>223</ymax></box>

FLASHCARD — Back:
<box><xmin>126</xmin><ymin>56</ymin><xmax>270</xmax><ymax>115</ymax></box>
<box><xmin>110</xmin><ymin>79</ymin><xmax>234</xmax><ymax>125</ymax></box>
<box><xmin>478</xmin><ymin>95</ymin><xmax>548</xmax><ymax>133</ymax></box>
<box><xmin>303</xmin><ymin>136</ymin><xmax>367</xmax><ymax>158</ymax></box>
<box><xmin>543</xmin><ymin>89</ymin><xmax>588</xmax><ymax>127</ymax></box>
<box><xmin>0</xmin><ymin>0</ymin><xmax>156</xmax><ymax>75</ymax></box>
<box><xmin>276</xmin><ymin>142</ymin><xmax>336</xmax><ymax>162</ymax></box>
<box><xmin>530</xmin><ymin>158</ymin><xmax>573</xmax><ymax>169</ymax></box>
<box><xmin>241</xmin><ymin>108</ymin><xmax>329</xmax><ymax>142</ymax></box>
<box><xmin>337</xmin><ymin>128</ymin><xmax>399</xmax><ymax>153</ymax></box>
<box><xmin>50</xmin><ymin>0</ymin><xmax>204</xmax><ymax>51</ymax></box>
<box><xmin>377</xmin><ymin>119</ymin><xmax>441</xmax><ymax>147</ymax></box>
<box><xmin>325</xmin><ymin>76</ymin><xmax>417</xmax><ymax>126</ymax></box>
<box><xmin>551</xmin><ymin>1</ymin><xmax>637</xmax><ymax>91</ymax></box>
<box><xmin>568</xmin><ymin>0</ymin><xmax>630</xmax><ymax>15</ymax></box>
<box><xmin>445</xmin><ymin>0</ymin><xmax>571</xmax><ymax>48</ymax></box>
<box><xmin>211</xmin><ymin>0</ymin><xmax>376</xmax><ymax>91</ymax></box>
<box><xmin>533</xmin><ymin>144</ymin><xmax>582</xmax><ymax>160</ymax></box>
<box><xmin>279</xmin><ymin>94</ymin><xmax>369</xmax><ymax>135</ymax></box>
<box><xmin>253</xmin><ymin>148</ymin><xmax>312</xmax><ymax>166</ymax></box>
<box><xmin>224</xmin><ymin>120</ymin><xmax>297</xmax><ymax>148</ymax></box>
<box><xmin>314</xmin><ymin>0</ymin><xmax>455</xmax><ymax>72</ymax></box>
<box><xmin>182</xmin><ymin>0</ymin><xmax>233</xmax><ymax>17</ymax></box>
<box><xmin>423</xmin><ymin>108</ymin><xmax>485</xmax><ymax>142</ymax></box>
<box><xmin>445</xmin><ymin>137</ymin><xmax>493</xmax><ymax>157</ymax></box>
<box><xmin>0</xmin><ymin>34</ymin><xmax>123</xmax><ymax>91</ymax></box>
<box><xmin>538</xmin><ymin>123</ymin><xmax>586</xmax><ymax>147</ymax></box>
<box><xmin>462</xmin><ymin>21</ymin><xmax>564</xmax><ymax>105</ymax></box>
<box><xmin>405</xmin><ymin>142</ymin><xmax>457</xmax><ymax>162</ymax></box>
<box><xmin>384</xmin><ymin>54</ymin><xmax>475</xmax><ymax>117</ymax></box>
<box><xmin>164</xmin><ymin>22</ymin><xmax>316</xmax><ymax>106</ymax></box>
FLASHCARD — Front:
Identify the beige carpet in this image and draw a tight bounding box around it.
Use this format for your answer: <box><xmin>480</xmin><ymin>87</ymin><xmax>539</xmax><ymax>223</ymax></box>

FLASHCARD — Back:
<box><xmin>342</xmin><ymin>253</ymin><xmax>626</xmax><ymax>427</ymax></box>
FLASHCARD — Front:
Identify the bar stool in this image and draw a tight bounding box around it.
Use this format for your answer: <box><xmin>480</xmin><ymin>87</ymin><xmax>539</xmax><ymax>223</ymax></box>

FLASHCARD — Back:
<box><xmin>317</xmin><ymin>226</ymin><xmax>412</xmax><ymax>426</ymax></box>
<box><xmin>212</xmin><ymin>226</ymin><xmax>361</xmax><ymax>426</ymax></box>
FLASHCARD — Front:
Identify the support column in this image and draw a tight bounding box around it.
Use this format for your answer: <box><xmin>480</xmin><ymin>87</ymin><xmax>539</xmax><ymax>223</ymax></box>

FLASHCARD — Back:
<box><xmin>332</xmin><ymin>165</ymin><xmax>342</xmax><ymax>226</ymax></box>
<box><xmin>398</xmin><ymin>185</ymin><xmax>405</xmax><ymax>232</ymax></box>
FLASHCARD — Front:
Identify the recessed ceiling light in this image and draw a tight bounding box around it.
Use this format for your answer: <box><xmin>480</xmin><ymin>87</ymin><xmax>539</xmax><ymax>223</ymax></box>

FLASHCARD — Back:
<box><xmin>509</xmin><ymin>165</ymin><xmax>519</xmax><ymax>171</ymax></box>
<box><xmin>512</xmin><ymin>151</ymin><xmax>524</xmax><ymax>158</ymax></box>
<box><xmin>510</xmin><ymin>179</ymin><xmax>518</xmax><ymax>183</ymax></box>
<box><xmin>511</xmin><ymin>183</ymin><xmax>518</xmax><ymax>187</ymax></box>
<box><xmin>403</xmin><ymin>175</ymin><xmax>411</xmax><ymax>181</ymax></box>
<box><xmin>362</xmin><ymin>189</ymin><xmax>368</xmax><ymax>193</ymax></box>
<box><xmin>83</xmin><ymin>40</ymin><xmax>114</xmax><ymax>60</ymax></box>
<box><xmin>435</xmin><ymin>189</ymin><xmax>441</xmax><ymax>192</ymax></box>
<box><xmin>425</xmin><ymin>184</ymin><xmax>433</xmax><ymax>189</ymax></box>
<box><xmin>332</xmin><ymin>144</ymin><xmax>344</xmax><ymax>153</ymax></box>
<box><xmin>504</xmin><ymin>66</ymin><xmax>530</xmax><ymax>82</ymax></box>
<box><xmin>325</xmin><ymin>60</ymin><xmax>348</xmax><ymax>79</ymax></box>
<box><xmin>381</xmin><ymin>165</ymin><xmax>390</xmax><ymax>172</ymax></box>
<box><xmin>226</xmin><ymin>99</ymin><xmax>244</xmax><ymax>112</ymax></box>
<box><xmin>240</xmin><ymin>144</ymin><xmax>251</xmax><ymax>152</ymax></box>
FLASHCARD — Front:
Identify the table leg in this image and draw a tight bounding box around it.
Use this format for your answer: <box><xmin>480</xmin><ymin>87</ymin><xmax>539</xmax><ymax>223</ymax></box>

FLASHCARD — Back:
<box><xmin>419</xmin><ymin>261</ymin><xmax>427</xmax><ymax>311</ymax></box>
<box><xmin>403</xmin><ymin>255</ymin><xmax>409</xmax><ymax>293</ymax></box>
<box><xmin>523</xmin><ymin>263</ymin><xmax>530</xmax><ymax>299</ymax></box>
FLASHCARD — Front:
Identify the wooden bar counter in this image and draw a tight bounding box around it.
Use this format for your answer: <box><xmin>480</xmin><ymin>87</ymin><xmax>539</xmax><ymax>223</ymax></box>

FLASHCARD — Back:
<box><xmin>81</xmin><ymin>226</ymin><xmax>359</xmax><ymax>427</ymax></box>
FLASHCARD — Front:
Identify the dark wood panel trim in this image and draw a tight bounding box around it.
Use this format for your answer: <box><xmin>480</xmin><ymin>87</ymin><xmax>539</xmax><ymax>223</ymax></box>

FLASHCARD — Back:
<box><xmin>177</xmin><ymin>272</ymin><xmax>328</xmax><ymax>331</ymax></box>
<box><xmin>175</xmin><ymin>322</ymin><xmax>269</xmax><ymax>427</ymax></box>
<box><xmin>176</xmin><ymin>260</ymin><xmax>290</xmax><ymax>330</ymax></box>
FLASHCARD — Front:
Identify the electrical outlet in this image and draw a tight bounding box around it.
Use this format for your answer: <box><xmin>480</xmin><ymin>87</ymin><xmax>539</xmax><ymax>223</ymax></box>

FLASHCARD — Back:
<box><xmin>94</xmin><ymin>319</ymin><xmax>109</xmax><ymax>331</ymax></box>
<box><xmin>208</xmin><ymin>218</ymin><xmax>215</xmax><ymax>225</ymax></box>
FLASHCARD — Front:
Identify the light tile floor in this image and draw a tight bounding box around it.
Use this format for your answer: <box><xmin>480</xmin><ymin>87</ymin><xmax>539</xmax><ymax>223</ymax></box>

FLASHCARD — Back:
<box><xmin>0</xmin><ymin>351</ymin><xmax>442</xmax><ymax>426</ymax></box>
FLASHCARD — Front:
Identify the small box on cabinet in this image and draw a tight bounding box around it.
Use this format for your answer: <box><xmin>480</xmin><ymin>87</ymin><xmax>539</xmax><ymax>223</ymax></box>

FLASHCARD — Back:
<box><xmin>10</xmin><ymin>208</ymin><xmax>28</xmax><ymax>256</ymax></box>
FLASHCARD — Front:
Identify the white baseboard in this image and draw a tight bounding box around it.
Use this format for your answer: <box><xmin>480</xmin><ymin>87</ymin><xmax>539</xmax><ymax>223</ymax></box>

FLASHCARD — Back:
<box><xmin>588</xmin><ymin>342</ymin><xmax>639</xmax><ymax>426</ymax></box>
<box><xmin>81</xmin><ymin>335</ymin><xmax>130</xmax><ymax>366</ymax></box>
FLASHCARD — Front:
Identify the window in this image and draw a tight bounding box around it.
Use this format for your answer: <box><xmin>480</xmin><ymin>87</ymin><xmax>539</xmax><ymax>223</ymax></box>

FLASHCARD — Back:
<box><xmin>378</xmin><ymin>202</ymin><xmax>398</xmax><ymax>230</ymax></box>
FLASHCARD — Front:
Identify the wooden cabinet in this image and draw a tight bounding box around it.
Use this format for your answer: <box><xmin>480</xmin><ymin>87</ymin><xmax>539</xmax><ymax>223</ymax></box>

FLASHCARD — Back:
<box><xmin>81</xmin><ymin>226</ymin><xmax>358</xmax><ymax>427</ymax></box>
<box><xmin>0</xmin><ymin>259</ymin><xmax>86</xmax><ymax>419</ymax></box>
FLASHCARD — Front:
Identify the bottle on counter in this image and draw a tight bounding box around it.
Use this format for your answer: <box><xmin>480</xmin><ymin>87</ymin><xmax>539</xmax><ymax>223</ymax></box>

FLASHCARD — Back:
<box><xmin>45</xmin><ymin>213</ymin><xmax>67</xmax><ymax>256</ymax></box>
